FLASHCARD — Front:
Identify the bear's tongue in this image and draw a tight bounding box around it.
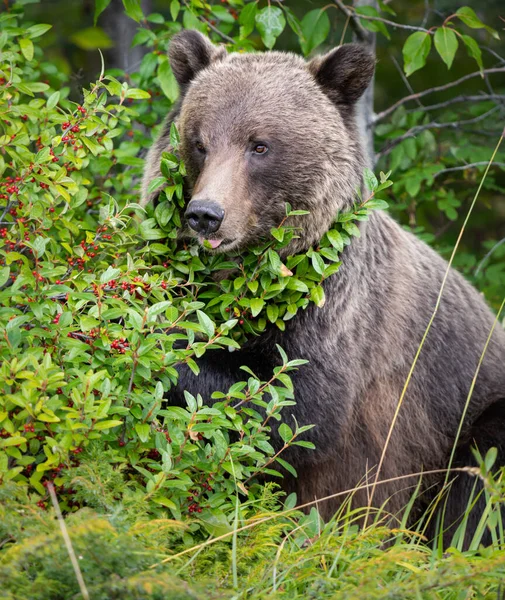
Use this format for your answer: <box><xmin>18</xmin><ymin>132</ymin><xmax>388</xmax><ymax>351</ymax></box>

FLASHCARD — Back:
<box><xmin>206</xmin><ymin>238</ymin><xmax>222</xmax><ymax>249</ymax></box>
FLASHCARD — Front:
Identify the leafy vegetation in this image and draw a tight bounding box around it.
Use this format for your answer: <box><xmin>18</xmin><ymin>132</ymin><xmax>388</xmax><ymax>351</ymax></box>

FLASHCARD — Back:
<box><xmin>1</xmin><ymin>0</ymin><xmax>504</xmax><ymax>598</ymax></box>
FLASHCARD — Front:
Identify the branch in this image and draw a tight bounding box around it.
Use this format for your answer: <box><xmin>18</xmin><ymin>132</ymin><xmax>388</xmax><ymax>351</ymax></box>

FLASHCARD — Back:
<box><xmin>405</xmin><ymin>94</ymin><xmax>505</xmax><ymax>114</ymax></box>
<box><xmin>377</xmin><ymin>106</ymin><xmax>502</xmax><ymax>159</ymax></box>
<box><xmin>433</xmin><ymin>161</ymin><xmax>505</xmax><ymax>178</ymax></box>
<box><xmin>333</xmin><ymin>0</ymin><xmax>369</xmax><ymax>42</ymax></box>
<box><xmin>374</xmin><ymin>67</ymin><xmax>505</xmax><ymax>124</ymax></box>
<box><xmin>483</xmin><ymin>46</ymin><xmax>505</xmax><ymax>65</ymax></box>
<box><xmin>334</xmin><ymin>1</ymin><xmax>430</xmax><ymax>34</ymax></box>
<box><xmin>475</xmin><ymin>237</ymin><xmax>505</xmax><ymax>277</ymax></box>
<box><xmin>391</xmin><ymin>54</ymin><xmax>424</xmax><ymax>109</ymax></box>
<box><xmin>198</xmin><ymin>16</ymin><xmax>236</xmax><ymax>45</ymax></box>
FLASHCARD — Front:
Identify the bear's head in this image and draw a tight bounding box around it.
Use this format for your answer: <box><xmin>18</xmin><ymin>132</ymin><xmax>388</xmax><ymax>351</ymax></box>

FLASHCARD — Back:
<box><xmin>142</xmin><ymin>30</ymin><xmax>375</xmax><ymax>254</ymax></box>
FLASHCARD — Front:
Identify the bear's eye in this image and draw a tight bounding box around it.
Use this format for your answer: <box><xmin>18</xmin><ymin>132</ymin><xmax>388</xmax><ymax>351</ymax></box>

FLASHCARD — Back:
<box><xmin>252</xmin><ymin>143</ymin><xmax>269</xmax><ymax>155</ymax></box>
<box><xmin>195</xmin><ymin>141</ymin><xmax>206</xmax><ymax>154</ymax></box>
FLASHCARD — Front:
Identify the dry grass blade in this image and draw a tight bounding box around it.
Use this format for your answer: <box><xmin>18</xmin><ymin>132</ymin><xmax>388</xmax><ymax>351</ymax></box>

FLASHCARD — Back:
<box><xmin>148</xmin><ymin>466</ymin><xmax>476</xmax><ymax>569</ymax></box>
<box><xmin>47</xmin><ymin>482</ymin><xmax>90</xmax><ymax>600</ymax></box>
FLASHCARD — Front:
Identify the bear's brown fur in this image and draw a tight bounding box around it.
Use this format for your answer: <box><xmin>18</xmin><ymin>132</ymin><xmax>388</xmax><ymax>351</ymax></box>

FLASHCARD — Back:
<box><xmin>142</xmin><ymin>30</ymin><xmax>505</xmax><ymax>544</ymax></box>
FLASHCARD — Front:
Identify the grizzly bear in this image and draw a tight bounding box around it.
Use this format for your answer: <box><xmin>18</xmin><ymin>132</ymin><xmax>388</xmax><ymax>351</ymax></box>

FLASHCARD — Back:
<box><xmin>142</xmin><ymin>30</ymin><xmax>505</xmax><ymax>544</ymax></box>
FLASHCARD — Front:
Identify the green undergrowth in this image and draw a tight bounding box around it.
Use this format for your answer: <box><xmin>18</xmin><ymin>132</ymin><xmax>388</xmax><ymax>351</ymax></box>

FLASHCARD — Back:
<box><xmin>3</xmin><ymin>475</ymin><xmax>505</xmax><ymax>600</ymax></box>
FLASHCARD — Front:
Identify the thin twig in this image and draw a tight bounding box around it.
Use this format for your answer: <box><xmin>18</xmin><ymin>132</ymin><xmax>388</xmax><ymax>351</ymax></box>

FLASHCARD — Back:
<box><xmin>374</xmin><ymin>67</ymin><xmax>505</xmax><ymax>124</ymax></box>
<box><xmin>483</xmin><ymin>46</ymin><xmax>505</xmax><ymax>65</ymax></box>
<box><xmin>334</xmin><ymin>1</ymin><xmax>430</xmax><ymax>33</ymax></box>
<box><xmin>406</xmin><ymin>94</ymin><xmax>505</xmax><ymax>114</ymax></box>
<box><xmin>421</xmin><ymin>0</ymin><xmax>430</xmax><ymax>28</ymax></box>
<box><xmin>433</xmin><ymin>161</ymin><xmax>505</xmax><ymax>178</ymax></box>
<box><xmin>391</xmin><ymin>54</ymin><xmax>424</xmax><ymax>109</ymax></box>
<box><xmin>333</xmin><ymin>0</ymin><xmax>368</xmax><ymax>42</ymax></box>
<box><xmin>377</xmin><ymin>106</ymin><xmax>501</xmax><ymax>158</ymax></box>
<box><xmin>198</xmin><ymin>16</ymin><xmax>236</xmax><ymax>44</ymax></box>
<box><xmin>475</xmin><ymin>237</ymin><xmax>505</xmax><ymax>277</ymax></box>
<box><xmin>47</xmin><ymin>483</ymin><xmax>89</xmax><ymax>600</ymax></box>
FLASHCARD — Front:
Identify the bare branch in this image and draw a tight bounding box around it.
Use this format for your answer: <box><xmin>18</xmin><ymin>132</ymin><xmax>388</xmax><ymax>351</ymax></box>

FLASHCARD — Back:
<box><xmin>405</xmin><ymin>94</ymin><xmax>505</xmax><ymax>114</ymax></box>
<box><xmin>391</xmin><ymin>54</ymin><xmax>424</xmax><ymax>109</ymax></box>
<box><xmin>198</xmin><ymin>16</ymin><xmax>236</xmax><ymax>45</ymax></box>
<box><xmin>374</xmin><ymin>67</ymin><xmax>505</xmax><ymax>124</ymax></box>
<box><xmin>433</xmin><ymin>161</ymin><xmax>505</xmax><ymax>178</ymax></box>
<box><xmin>377</xmin><ymin>106</ymin><xmax>501</xmax><ymax>159</ymax></box>
<box><xmin>333</xmin><ymin>0</ymin><xmax>369</xmax><ymax>42</ymax></box>
<box><xmin>421</xmin><ymin>0</ymin><xmax>431</xmax><ymax>28</ymax></box>
<box><xmin>475</xmin><ymin>237</ymin><xmax>505</xmax><ymax>277</ymax></box>
<box><xmin>334</xmin><ymin>1</ymin><xmax>430</xmax><ymax>33</ymax></box>
<box><xmin>483</xmin><ymin>46</ymin><xmax>505</xmax><ymax>65</ymax></box>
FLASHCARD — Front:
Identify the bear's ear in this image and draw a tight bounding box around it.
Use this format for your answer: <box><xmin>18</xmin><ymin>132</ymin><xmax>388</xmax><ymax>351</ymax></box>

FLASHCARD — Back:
<box><xmin>308</xmin><ymin>44</ymin><xmax>375</xmax><ymax>105</ymax></box>
<box><xmin>169</xmin><ymin>30</ymin><xmax>226</xmax><ymax>90</ymax></box>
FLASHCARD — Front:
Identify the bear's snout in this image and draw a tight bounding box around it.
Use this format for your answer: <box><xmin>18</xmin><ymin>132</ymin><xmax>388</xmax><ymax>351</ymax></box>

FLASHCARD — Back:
<box><xmin>185</xmin><ymin>200</ymin><xmax>225</xmax><ymax>235</ymax></box>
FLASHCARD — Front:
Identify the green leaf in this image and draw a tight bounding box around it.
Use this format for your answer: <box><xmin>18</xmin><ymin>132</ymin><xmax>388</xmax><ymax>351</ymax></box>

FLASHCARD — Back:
<box><xmin>365</xmin><ymin>199</ymin><xmax>389</xmax><ymax>210</ymax></box>
<box><xmin>125</xmin><ymin>88</ymin><xmax>151</xmax><ymax>99</ymax></box>
<box><xmin>326</xmin><ymin>229</ymin><xmax>344</xmax><ymax>252</ymax></box>
<box><xmin>276</xmin><ymin>456</ymin><xmax>297</xmax><ymax>477</ymax></box>
<box><xmin>342</xmin><ymin>222</ymin><xmax>360</xmax><ymax>238</ymax></box>
<box><xmin>26</xmin><ymin>24</ymin><xmax>52</xmax><ymax>39</ymax></box>
<box><xmin>153</xmin><ymin>495</ymin><xmax>177</xmax><ymax>509</ymax></box>
<box><xmin>19</xmin><ymin>38</ymin><xmax>34</xmax><ymax>61</ymax></box>
<box><xmin>310</xmin><ymin>252</ymin><xmax>325</xmax><ymax>275</ymax></box>
<box><xmin>255</xmin><ymin>6</ymin><xmax>286</xmax><ymax>49</ymax></box>
<box><xmin>100</xmin><ymin>266</ymin><xmax>121</xmax><ymax>284</ymax></box>
<box><xmin>135</xmin><ymin>423</ymin><xmax>151</xmax><ymax>443</ymax></box>
<box><xmin>461</xmin><ymin>34</ymin><xmax>483</xmax><ymax>72</ymax></box>
<box><xmin>122</xmin><ymin>0</ymin><xmax>144</xmax><ymax>22</ymax></box>
<box><xmin>456</xmin><ymin>7</ymin><xmax>499</xmax><ymax>39</ymax></box>
<box><xmin>147</xmin><ymin>176</ymin><xmax>166</xmax><ymax>195</ymax></box>
<box><xmin>94</xmin><ymin>419</ymin><xmax>123</xmax><ymax>431</ymax></box>
<box><xmin>147</xmin><ymin>301</ymin><xmax>172</xmax><ymax>320</ymax></box>
<box><xmin>403</xmin><ymin>31</ymin><xmax>431</xmax><ymax>76</ymax></box>
<box><xmin>434</xmin><ymin>27</ymin><xmax>458</xmax><ymax>69</ymax></box>
<box><xmin>239</xmin><ymin>2</ymin><xmax>258</xmax><ymax>39</ymax></box>
<box><xmin>310</xmin><ymin>285</ymin><xmax>325</xmax><ymax>308</ymax></box>
<box><xmin>197</xmin><ymin>310</ymin><xmax>215</xmax><ymax>339</ymax></box>
<box><xmin>199</xmin><ymin>509</ymin><xmax>233</xmax><ymax>536</ymax></box>
<box><xmin>267</xmin><ymin>304</ymin><xmax>279</xmax><ymax>323</ymax></box>
<box><xmin>46</xmin><ymin>91</ymin><xmax>60</xmax><ymax>109</ymax></box>
<box><xmin>211</xmin><ymin>5</ymin><xmax>236</xmax><ymax>24</ymax></box>
<box><xmin>158</xmin><ymin>61</ymin><xmax>178</xmax><ymax>102</ymax></box>
<box><xmin>70</xmin><ymin>27</ymin><xmax>113</xmax><ymax>50</ymax></box>
<box><xmin>0</xmin><ymin>266</ymin><xmax>10</xmax><ymax>287</ymax></box>
<box><xmin>155</xmin><ymin>201</ymin><xmax>174</xmax><ymax>228</ymax></box>
<box><xmin>364</xmin><ymin>168</ymin><xmax>378</xmax><ymax>191</ymax></box>
<box><xmin>170</xmin><ymin>0</ymin><xmax>180</xmax><ymax>21</ymax></box>
<box><xmin>94</xmin><ymin>0</ymin><xmax>112</xmax><ymax>24</ymax></box>
<box><xmin>250</xmin><ymin>298</ymin><xmax>265</xmax><ymax>317</ymax></box>
<box><xmin>355</xmin><ymin>5</ymin><xmax>390</xmax><ymax>40</ymax></box>
<box><xmin>300</xmin><ymin>9</ymin><xmax>330</xmax><ymax>55</ymax></box>
<box><xmin>278</xmin><ymin>423</ymin><xmax>293</xmax><ymax>443</ymax></box>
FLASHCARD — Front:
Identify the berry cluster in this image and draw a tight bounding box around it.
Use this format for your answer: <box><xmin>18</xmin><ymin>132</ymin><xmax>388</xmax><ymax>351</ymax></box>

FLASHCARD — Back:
<box><xmin>111</xmin><ymin>338</ymin><xmax>129</xmax><ymax>353</ymax></box>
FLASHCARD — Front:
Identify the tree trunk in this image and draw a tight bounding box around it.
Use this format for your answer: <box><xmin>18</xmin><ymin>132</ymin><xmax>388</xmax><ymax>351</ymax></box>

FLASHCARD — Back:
<box><xmin>101</xmin><ymin>0</ymin><xmax>152</xmax><ymax>73</ymax></box>
<box><xmin>352</xmin><ymin>0</ymin><xmax>377</xmax><ymax>168</ymax></box>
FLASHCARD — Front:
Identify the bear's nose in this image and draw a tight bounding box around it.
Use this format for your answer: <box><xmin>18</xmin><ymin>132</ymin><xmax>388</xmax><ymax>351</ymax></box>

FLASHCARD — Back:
<box><xmin>185</xmin><ymin>200</ymin><xmax>224</xmax><ymax>234</ymax></box>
